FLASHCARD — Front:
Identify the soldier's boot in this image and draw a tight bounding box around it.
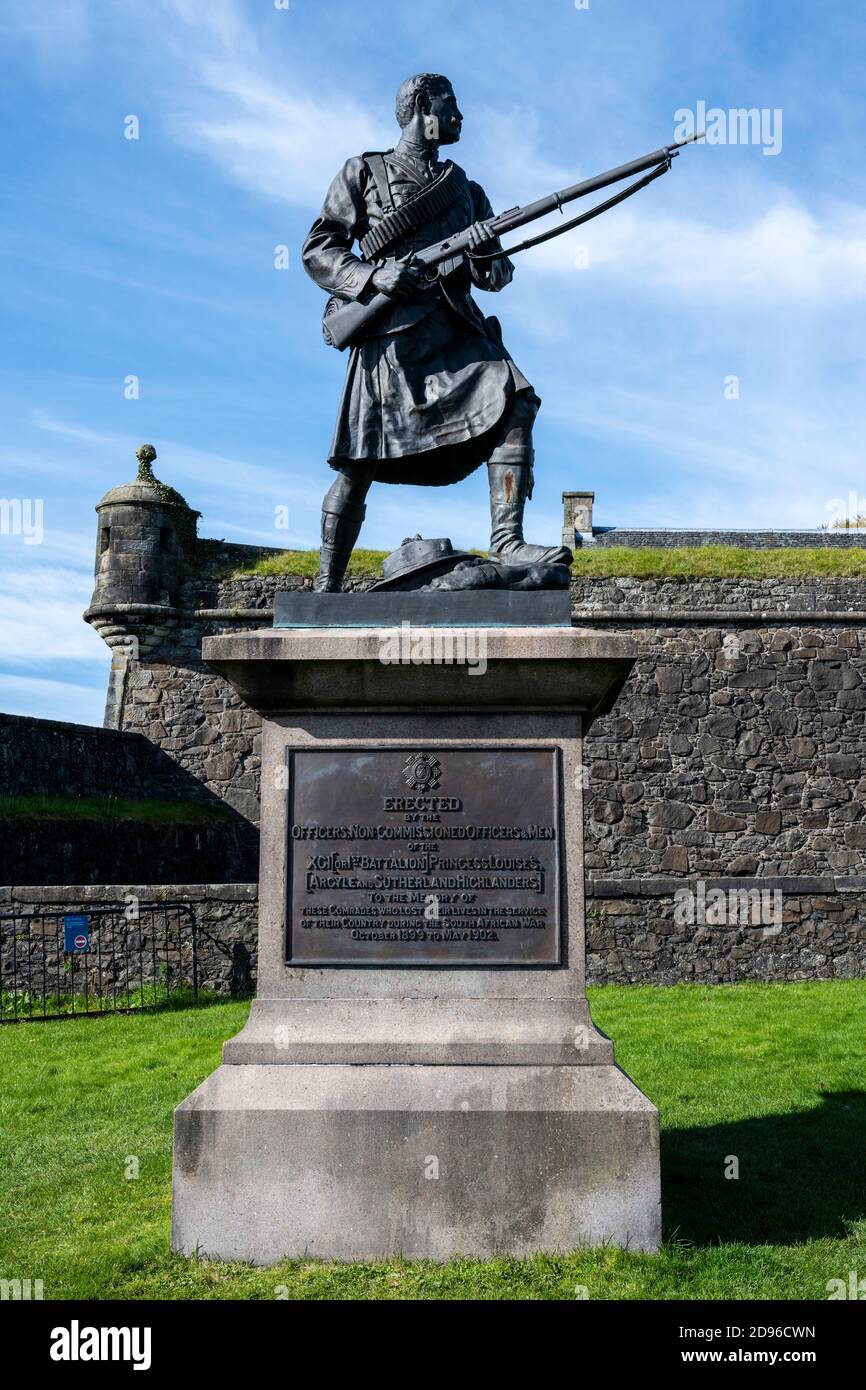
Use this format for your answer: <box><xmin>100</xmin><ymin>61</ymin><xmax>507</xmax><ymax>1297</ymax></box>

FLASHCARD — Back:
<box><xmin>487</xmin><ymin>461</ymin><xmax>573</xmax><ymax>567</ymax></box>
<box><xmin>314</xmin><ymin>496</ymin><xmax>367</xmax><ymax>593</ymax></box>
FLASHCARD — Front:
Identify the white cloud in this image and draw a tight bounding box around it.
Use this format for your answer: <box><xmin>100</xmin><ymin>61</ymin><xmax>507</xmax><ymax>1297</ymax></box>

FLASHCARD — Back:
<box><xmin>174</xmin><ymin>85</ymin><xmax>387</xmax><ymax>210</ymax></box>
<box><xmin>519</xmin><ymin>200</ymin><xmax>866</xmax><ymax>304</ymax></box>
<box><xmin>30</xmin><ymin>413</ymin><xmax>124</xmax><ymax>451</ymax></box>
<box><xmin>156</xmin><ymin>5</ymin><xmax>588</xmax><ymax>222</ymax></box>
<box><xmin>0</xmin><ymin>671</ymin><xmax>106</xmax><ymax>727</ymax></box>
<box><xmin>29</xmin><ymin>413</ymin><xmax>325</xmax><ymax>509</ymax></box>
<box><xmin>0</xmin><ymin>568</ymin><xmax>106</xmax><ymax>666</ymax></box>
<box><xmin>156</xmin><ymin>0</ymin><xmax>388</xmax><ymax>208</ymax></box>
<box><xmin>541</xmin><ymin>379</ymin><xmax>866</xmax><ymax>530</ymax></box>
<box><xmin>22</xmin><ymin>0</ymin><xmax>863</xmax><ymax>318</ymax></box>
<box><xmin>151</xmin><ymin>5</ymin><xmax>866</xmax><ymax>314</ymax></box>
<box><xmin>467</xmin><ymin>105</ymin><xmax>573</xmax><ymax>210</ymax></box>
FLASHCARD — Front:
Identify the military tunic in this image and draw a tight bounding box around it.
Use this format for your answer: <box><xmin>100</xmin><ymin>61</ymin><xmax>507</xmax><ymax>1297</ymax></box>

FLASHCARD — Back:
<box><xmin>302</xmin><ymin>140</ymin><xmax>536</xmax><ymax>485</ymax></box>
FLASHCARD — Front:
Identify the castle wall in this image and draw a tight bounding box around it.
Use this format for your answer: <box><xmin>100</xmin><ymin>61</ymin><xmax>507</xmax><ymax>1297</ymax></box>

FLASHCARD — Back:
<box><xmin>0</xmin><ymin>883</ymin><xmax>257</xmax><ymax>997</ymax></box>
<box><xmin>71</xmin><ymin>552</ymin><xmax>866</xmax><ymax>984</ymax></box>
<box><xmin>0</xmin><ymin>713</ymin><xmax>186</xmax><ymax>801</ymax></box>
<box><xmin>115</xmin><ymin>576</ymin><xmax>866</xmax><ymax>878</ymax></box>
<box><xmin>588</xmin><ymin>529</ymin><xmax>866</xmax><ymax>549</ymax></box>
<box><xmin>579</xmin><ymin>602</ymin><xmax>866</xmax><ymax>885</ymax></box>
<box><xmin>0</xmin><ymin>713</ymin><xmax>257</xmax><ymax>884</ymax></box>
<box><xmin>4</xmin><ymin>879</ymin><xmax>862</xmax><ymax>989</ymax></box>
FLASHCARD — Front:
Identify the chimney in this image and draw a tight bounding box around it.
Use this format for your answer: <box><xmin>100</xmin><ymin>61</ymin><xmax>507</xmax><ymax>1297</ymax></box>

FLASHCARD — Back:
<box><xmin>562</xmin><ymin>491</ymin><xmax>595</xmax><ymax>548</ymax></box>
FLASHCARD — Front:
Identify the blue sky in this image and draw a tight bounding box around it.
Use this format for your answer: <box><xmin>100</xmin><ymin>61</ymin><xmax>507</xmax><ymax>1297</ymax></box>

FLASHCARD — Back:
<box><xmin>2</xmin><ymin>0</ymin><xmax>865</xmax><ymax>726</ymax></box>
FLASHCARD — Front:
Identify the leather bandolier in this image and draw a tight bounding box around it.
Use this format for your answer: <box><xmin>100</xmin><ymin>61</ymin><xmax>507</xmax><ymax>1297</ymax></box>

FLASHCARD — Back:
<box><xmin>321</xmin><ymin>153</ymin><xmax>469</xmax><ymax>344</ymax></box>
<box><xmin>358</xmin><ymin>156</ymin><xmax>465</xmax><ymax>261</ymax></box>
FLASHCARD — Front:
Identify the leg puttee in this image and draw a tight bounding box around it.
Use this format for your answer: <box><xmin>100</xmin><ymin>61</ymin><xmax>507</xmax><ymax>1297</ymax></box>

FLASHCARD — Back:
<box><xmin>314</xmin><ymin>465</ymin><xmax>375</xmax><ymax>593</ymax></box>
<box><xmin>486</xmin><ymin>393</ymin><xmax>572</xmax><ymax>568</ymax></box>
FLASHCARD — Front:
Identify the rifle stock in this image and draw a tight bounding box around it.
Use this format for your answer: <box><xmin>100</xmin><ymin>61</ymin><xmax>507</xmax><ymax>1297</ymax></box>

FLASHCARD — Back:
<box><xmin>322</xmin><ymin>135</ymin><xmax>702</xmax><ymax>351</ymax></box>
<box><xmin>323</xmin><ymin>290</ymin><xmax>395</xmax><ymax>352</ymax></box>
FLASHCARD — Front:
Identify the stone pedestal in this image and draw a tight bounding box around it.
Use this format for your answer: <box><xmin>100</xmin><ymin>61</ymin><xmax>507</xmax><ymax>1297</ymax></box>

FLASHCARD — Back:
<box><xmin>171</xmin><ymin>624</ymin><xmax>661</xmax><ymax>1261</ymax></box>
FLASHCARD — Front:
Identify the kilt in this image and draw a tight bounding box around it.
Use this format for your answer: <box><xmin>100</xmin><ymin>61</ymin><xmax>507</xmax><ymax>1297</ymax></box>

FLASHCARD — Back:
<box><xmin>328</xmin><ymin>299</ymin><xmax>535</xmax><ymax>486</ymax></box>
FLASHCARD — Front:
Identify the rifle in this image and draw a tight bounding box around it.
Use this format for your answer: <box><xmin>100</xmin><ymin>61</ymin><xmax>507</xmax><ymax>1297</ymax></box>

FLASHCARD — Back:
<box><xmin>322</xmin><ymin>133</ymin><xmax>704</xmax><ymax>351</ymax></box>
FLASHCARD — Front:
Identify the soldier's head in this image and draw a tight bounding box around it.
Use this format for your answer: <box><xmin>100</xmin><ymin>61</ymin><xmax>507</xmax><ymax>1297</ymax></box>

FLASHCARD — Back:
<box><xmin>395</xmin><ymin>74</ymin><xmax>462</xmax><ymax>145</ymax></box>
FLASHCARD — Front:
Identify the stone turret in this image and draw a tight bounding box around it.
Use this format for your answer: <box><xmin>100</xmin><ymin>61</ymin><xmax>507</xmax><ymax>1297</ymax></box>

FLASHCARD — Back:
<box><xmin>90</xmin><ymin>444</ymin><xmax>198</xmax><ymax>607</ymax></box>
<box><xmin>85</xmin><ymin>445</ymin><xmax>200</xmax><ymax>728</ymax></box>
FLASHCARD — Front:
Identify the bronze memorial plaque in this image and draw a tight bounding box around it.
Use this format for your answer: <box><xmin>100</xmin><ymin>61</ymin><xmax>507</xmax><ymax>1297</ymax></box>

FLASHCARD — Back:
<box><xmin>286</xmin><ymin>746</ymin><xmax>562</xmax><ymax>966</ymax></box>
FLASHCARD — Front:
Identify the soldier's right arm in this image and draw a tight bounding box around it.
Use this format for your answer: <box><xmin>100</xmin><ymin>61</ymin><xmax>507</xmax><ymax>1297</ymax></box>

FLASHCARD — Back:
<box><xmin>302</xmin><ymin>158</ymin><xmax>379</xmax><ymax>300</ymax></box>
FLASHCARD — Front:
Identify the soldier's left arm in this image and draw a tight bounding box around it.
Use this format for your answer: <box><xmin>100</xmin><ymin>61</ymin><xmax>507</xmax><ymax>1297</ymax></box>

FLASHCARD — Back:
<box><xmin>467</xmin><ymin>182</ymin><xmax>514</xmax><ymax>293</ymax></box>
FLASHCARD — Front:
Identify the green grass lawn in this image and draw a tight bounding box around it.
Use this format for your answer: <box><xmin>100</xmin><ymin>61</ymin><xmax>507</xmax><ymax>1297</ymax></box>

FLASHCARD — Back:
<box><xmin>225</xmin><ymin>545</ymin><xmax>866</xmax><ymax>582</ymax></box>
<box><xmin>0</xmin><ymin>985</ymin><xmax>205</xmax><ymax>1023</ymax></box>
<box><xmin>1</xmin><ymin>981</ymin><xmax>864</xmax><ymax>1300</ymax></box>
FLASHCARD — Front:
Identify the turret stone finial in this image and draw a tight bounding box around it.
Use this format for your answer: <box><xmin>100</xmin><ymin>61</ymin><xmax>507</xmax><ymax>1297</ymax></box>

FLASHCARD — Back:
<box><xmin>136</xmin><ymin>443</ymin><xmax>158</xmax><ymax>479</ymax></box>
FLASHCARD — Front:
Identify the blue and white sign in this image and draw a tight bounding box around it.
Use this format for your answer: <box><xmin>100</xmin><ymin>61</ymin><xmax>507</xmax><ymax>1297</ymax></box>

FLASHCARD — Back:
<box><xmin>63</xmin><ymin>914</ymin><xmax>90</xmax><ymax>952</ymax></box>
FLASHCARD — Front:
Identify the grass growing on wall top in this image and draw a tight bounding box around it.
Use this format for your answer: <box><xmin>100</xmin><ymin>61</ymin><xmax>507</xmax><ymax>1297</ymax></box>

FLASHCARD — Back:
<box><xmin>225</xmin><ymin>546</ymin><xmax>866</xmax><ymax>582</ymax></box>
<box><xmin>0</xmin><ymin>795</ymin><xmax>233</xmax><ymax>826</ymax></box>
<box><xmin>226</xmin><ymin>547</ymin><xmax>387</xmax><ymax>579</ymax></box>
<box><xmin>570</xmin><ymin>546</ymin><xmax>866</xmax><ymax>579</ymax></box>
<box><xmin>1</xmin><ymin>979</ymin><xmax>864</xmax><ymax>1300</ymax></box>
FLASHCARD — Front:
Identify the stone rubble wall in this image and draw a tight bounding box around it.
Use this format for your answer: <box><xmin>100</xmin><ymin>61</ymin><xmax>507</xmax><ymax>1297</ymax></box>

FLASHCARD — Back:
<box><xmin>0</xmin><ymin>713</ymin><xmax>194</xmax><ymax>802</ymax></box>
<box><xmin>4</xmin><ymin>881</ymin><xmax>863</xmax><ymax>990</ymax></box>
<box><xmin>571</xmin><ymin>575</ymin><xmax>866</xmax><ymax>614</ymax></box>
<box><xmin>2</xmin><ymin>817</ymin><xmax>256</xmax><ymax>888</ymax></box>
<box><xmin>588</xmin><ymin>529</ymin><xmax>866</xmax><ymax>549</ymax></box>
<box><xmin>585</xmin><ymin>879</ymin><xmax>866</xmax><ymax>984</ymax></box>
<box><xmin>0</xmin><ymin>712</ymin><xmax>257</xmax><ymax>884</ymax></box>
<box><xmin>117</xmin><ymin>578</ymin><xmax>866</xmax><ymax>873</ymax></box>
<box><xmin>582</xmin><ymin>620</ymin><xmax>866</xmax><ymax>882</ymax></box>
<box><xmin>0</xmin><ymin>884</ymin><xmax>257</xmax><ymax>997</ymax></box>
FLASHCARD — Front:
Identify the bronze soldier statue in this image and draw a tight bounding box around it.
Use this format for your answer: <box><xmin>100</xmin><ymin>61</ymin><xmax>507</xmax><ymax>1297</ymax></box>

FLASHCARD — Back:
<box><xmin>302</xmin><ymin>72</ymin><xmax>572</xmax><ymax>592</ymax></box>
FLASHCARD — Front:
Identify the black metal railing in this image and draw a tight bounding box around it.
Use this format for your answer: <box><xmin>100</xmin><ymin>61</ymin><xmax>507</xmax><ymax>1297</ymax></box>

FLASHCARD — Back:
<box><xmin>0</xmin><ymin>902</ymin><xmax>198</xmax><ymax>1022</ymax></box>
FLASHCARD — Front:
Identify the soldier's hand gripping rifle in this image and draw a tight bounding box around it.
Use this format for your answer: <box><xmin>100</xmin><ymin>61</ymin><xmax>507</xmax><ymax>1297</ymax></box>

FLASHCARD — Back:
<box><xmin>322</xmin><ymin>132</ymin><xmax>704</xmax><ymax>351</ymax></box>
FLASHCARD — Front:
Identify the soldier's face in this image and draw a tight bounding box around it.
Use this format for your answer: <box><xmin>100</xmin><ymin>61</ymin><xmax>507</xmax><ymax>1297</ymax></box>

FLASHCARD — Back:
<box><xmin>424</xmin><ymin>84</ymin><xmax>463</xmax><ymax>144</ymax></box>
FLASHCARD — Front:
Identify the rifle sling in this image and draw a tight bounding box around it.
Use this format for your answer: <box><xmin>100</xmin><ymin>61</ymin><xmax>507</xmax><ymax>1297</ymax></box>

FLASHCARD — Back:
<box><xmin>467</xmin><ymin>159</ymin><xmax>672</xmax><ymax>264</ymax></box>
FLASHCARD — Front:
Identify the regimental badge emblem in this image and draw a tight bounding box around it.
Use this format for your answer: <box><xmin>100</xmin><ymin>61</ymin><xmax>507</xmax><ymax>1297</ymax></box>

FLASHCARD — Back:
<box><xmin>402</xmin><ymin>751</ymin><xmax>442</xmax><ymax>791</ymax></box>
